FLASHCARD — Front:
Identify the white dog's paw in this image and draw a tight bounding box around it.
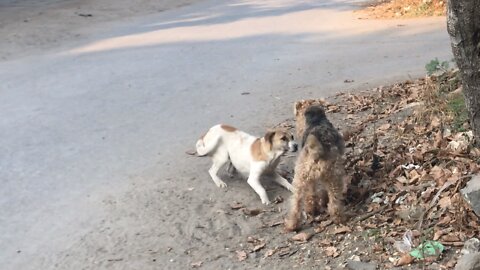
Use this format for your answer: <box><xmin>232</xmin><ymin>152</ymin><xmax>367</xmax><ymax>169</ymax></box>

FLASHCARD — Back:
<box><xmin>286</xmin><ymin>184</ymin><xmax>294</xmax><ymax>192</ymax></box>
<box><xmin>261</xmin><ymin>198</ymin><xmax>271</xmax><ymax>205</ymax></box>
<box><xmin>216</xmin><ymin>181</ymin><xmax>228</xmax><ymax>188</ymax></box>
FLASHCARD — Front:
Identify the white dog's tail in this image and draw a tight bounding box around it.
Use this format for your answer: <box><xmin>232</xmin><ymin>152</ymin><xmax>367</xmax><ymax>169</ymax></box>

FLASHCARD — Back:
<box><xmin>195</xmin><ymin>125</ymin><xmax>222</xmax><ymax>156</ymax></box>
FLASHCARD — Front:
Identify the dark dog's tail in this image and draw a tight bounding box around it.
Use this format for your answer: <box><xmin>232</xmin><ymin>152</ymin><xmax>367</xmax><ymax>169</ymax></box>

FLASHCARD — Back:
<box><xmin>195</xmin><ymin>125</ymin><xmax>222</xmax><ymax>156</ymax></box>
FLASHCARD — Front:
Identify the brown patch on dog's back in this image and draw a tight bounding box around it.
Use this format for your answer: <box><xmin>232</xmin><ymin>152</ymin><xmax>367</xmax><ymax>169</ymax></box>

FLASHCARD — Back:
<box><xmin>251</xmin><ymin>138</ymin><xmax>268</xmax><ymax>161</ymax></box>
<box><xmin>221</xmin><ymin>124</ymin><xmax>237</xmax><ymax>132</ymax></box>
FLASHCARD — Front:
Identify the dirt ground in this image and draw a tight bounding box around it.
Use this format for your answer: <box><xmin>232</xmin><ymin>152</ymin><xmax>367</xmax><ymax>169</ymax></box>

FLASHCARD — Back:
<box><xmin>0</xmin><ymin>0</ymin><xmax>204</xmax><ymax>61</ymax></box>
<box><xmin>2</xmin><ymin>1</ymin><xmax>462</xmax><ymax>269</ymax></box>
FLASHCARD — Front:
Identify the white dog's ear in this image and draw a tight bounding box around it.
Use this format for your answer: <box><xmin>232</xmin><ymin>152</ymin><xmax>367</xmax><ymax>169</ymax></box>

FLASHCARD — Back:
<box><xmin>264</xmin><ymin>131</ymin><xmax>276</xmax><ymax>144</ymax></box>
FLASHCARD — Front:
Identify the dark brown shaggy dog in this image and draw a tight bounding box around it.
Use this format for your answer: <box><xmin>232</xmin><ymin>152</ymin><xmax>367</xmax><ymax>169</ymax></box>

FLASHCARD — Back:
<box><xmin>285</xmin><ymin>104</ymin><xmax>346</xmax><ymax>231</ymax></box>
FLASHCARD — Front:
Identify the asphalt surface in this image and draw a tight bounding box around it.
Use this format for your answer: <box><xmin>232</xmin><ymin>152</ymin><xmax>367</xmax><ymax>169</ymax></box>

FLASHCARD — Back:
<box><xmin>0</xmin><ymin>0</ymin><xmax>452</xmax><ymax>269</ymax></box>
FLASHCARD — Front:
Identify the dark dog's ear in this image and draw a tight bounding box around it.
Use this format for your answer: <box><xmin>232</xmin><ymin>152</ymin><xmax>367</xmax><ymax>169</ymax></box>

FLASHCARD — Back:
<box><xmin>264</xmin><ymin>131</ymin><xmax>276</xmax><ymax>144</ymax></box>
<box><xmin>294</xmin><ymin>101</ymin><xmax>303</xmax><ymax>115</ymax></box>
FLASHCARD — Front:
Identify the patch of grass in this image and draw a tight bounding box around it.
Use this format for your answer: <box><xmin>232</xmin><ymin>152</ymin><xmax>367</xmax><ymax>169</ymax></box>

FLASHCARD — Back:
<box><xmin>362</xmin><ymin>228</ymin><xmax>381</xmax><ymax>241</ymax></box>
<box><xmin>447</xmin><ymin>93</ymin><xmax>469</xmax><ymax>132</ymax></box>
<box><xmin>425</xmin><ymin>58</ymin><xmax>450</xmax><ymax>75</ymax></box>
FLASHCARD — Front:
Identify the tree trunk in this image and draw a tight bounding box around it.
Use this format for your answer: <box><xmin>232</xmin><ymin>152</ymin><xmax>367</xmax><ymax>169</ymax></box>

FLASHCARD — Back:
<box><xmin>447</xmin><ymin>0</ymin><xmax>480</xmax><ymax>144</ymax></box>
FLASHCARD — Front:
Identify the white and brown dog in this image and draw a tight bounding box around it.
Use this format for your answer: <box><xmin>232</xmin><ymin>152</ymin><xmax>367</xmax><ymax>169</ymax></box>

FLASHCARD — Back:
<box><xmin>196</xmin><ymin>124</ymin><xmax>298</xmax><ymax>204</ymax></box>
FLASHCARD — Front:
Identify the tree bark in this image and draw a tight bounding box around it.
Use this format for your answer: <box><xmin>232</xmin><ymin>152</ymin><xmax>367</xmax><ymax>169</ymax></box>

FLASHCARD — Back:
<box><xmin>447</xmin><ymin>0</ymin><xmax>480</xmax><ymax>144</ymax></box>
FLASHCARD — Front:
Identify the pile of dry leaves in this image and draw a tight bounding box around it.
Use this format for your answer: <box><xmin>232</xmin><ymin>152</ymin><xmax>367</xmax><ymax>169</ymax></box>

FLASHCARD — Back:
<box><xmin>328</xmin><ymin>70</ymin><xmax>480</xmax><ymax>267</ymax></box>
<box><xmin>358</xmin><ymin>0</ymin><xmax>446</xmax><ymax>19</ymax></box>
<box><xmin>231</xmin><ymin>71</ymin><xmax>479</xmax><ymax>269</ymax></box>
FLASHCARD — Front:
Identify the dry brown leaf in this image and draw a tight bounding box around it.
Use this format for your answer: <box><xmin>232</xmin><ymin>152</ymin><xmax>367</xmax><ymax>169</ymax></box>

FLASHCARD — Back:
<box><xmin>242</xmin><ymin>208</ymin><xmax>262</xmax><ymax>216</ymax></box>
<box><xmin>264</xmin><ymin>249</ymin><xmax>275</xmax><ymax>258</ymax></box>
<box><xmin>277</xmin><ymin>247</ymin><xmax>298</xmax><ymax>257</ymax></box>
<box><xmin>269</xmin><ymin>220</ymin><xmax>284</xmax><ymax>227</ymax></box>
<box><xmin>431</xmin><ymin>116</ymin><xmax>441</xmax><ymax>128</ymax></box>
<box><xmin>433</xmin><ymin>229</ymin><xmax>446</xmax><ymax>241</ymax></box>
<box><xmin>292</xmin><ymin>232</ymin><xmax>313</xmax><ymax>242</ymax></box>
<box><xmin>318</xmin><ymin>239</ymin><xmax>332</xmax><ymax>246</ymax></box>
<box><xmin>441</xmin><ymin>233</ymin><xmax>461</xmax><ymax>242</ymax></box>
<box><xmin>235</xmin><ymin>250</ymin><xmax>247</xmax><ymax>261</ymax></box>
<box><xmin>272</xmin><ymin>196</ymin><xmax>284</xmax><ymax>204</ymax></box>
<box><xmin>319</xmin><ymin>220</ymin><xmax>333</xmax><ymax>227</ymax></box>
<box><xmin>191</xmin><ymin>261</ymin><xmax>203</xmax><ymax>268</ymax></box>
<box><xmin>230</xmin><ymin>202</ymin><xmax>244</xmax><ymax>210</ymax></box>
<box><xmin>421</xmin><ymin>187</ymin><xmax>435</xmax><ymax>201</ymax></box>
<box><xmin>252</xmin><ymin>243</ymin><xmax>266</xmax><ymax>252</ymax></box>
<box><xmin>396</xmin><ymin>176</ymin><xmax>408</xmax><ymax>184</ymax></box>
<box><xmin>325</xmin><ymin>246</ymin><xmax>340</xmax><ymax>258</ymax></box>
<box><xmin>430</xmin><ymin>166</ymin><xmax>445</xmax><ymax>180</ymax></box>
<box><xmin>327</xmin><ymin>105</ymin><xmax>341</xmax><ymax>112</ymax></box>
<box><xmin>434</xmin><ymin>130</ymin><xmax>443</xmax><ymax>148</ymax></box>
<box><xmin>396</xmin><ymin>254</ymin><xmax>413</xmax><ymax>266</ymax></box>
<box><xmin>185</xmin><ymin>150</ymin><xmax>197</xmax><ymax>156</ymax></box>
<box><xmin>332</xmin><ymin>225</ymin><xmax>351</xmax><ymax>235</ymax></box>
<box><xmin>247</xmin><ymin>236</ymin><xmax>259</xmax><ymax>243</ymax></box>
<box><xmin>437</xmin><ymin>215</ymin><xmax>452</xmax><ymax>226</ymax></box>
<box><xmin>407</xmin><ymin>169</ymin><xmax>421</xmax><ymax>184</ymax></box>
<box><xmin>438</xmin><ymin>197</ymin><xmax>451</xmax><ymax>208</ymax></box>
<box><xmin>378</xmin><ymin>123</ymin><xmax>391</xmax><ymax>131</ymax></box>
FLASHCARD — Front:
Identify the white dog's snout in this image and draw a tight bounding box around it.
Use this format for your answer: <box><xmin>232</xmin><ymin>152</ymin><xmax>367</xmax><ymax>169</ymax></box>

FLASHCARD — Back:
<box><xmin>289</xmin><ymin>141</ymin><xmax>299</xmax><ymax>152</ymax></box>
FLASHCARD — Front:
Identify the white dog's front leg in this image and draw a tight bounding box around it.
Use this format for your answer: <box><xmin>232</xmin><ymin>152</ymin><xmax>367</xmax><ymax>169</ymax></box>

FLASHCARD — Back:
<box><xmin>247</xmin><ymin>167</ymin><xmax>270</xmax><ymax>205</ymax></box>
<box><xmin>272</xmin><ymin>172</ymin><xmax>294</xmax><ymax>192</ymax></box>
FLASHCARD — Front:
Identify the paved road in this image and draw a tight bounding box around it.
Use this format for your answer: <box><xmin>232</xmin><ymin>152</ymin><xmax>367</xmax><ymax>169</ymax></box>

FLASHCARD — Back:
<box><xmin>0</xmin><ymin>0</ymin><xmax>451</xmax><ymax>269</ymax></box>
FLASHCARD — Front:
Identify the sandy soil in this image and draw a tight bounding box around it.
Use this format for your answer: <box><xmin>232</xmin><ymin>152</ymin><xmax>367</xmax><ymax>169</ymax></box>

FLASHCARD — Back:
<box><xmin>1</xmin><ymin>1</ymin><xmax>454</xmax><ymax>269</ymax></box>
<box><xmin>0</xmin><ymin>0</ymin><xmax>203</xmax><ymax>61</ymax></box>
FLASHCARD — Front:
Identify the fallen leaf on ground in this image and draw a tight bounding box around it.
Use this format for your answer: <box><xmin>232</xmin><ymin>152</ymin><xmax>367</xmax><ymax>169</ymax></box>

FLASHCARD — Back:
<box><xmin>378</xmin><ymin>123</ymin><xmax>391</xmax><ymax>131</ymax></box>
<box><xmin>242</xmin><ymin>208</ymin><xmax>262</xmax><ymax>216</ymax></box>
<box><xmin>264</xmin><ymin>249</ymin><xmax>276</xmax><ymax>258</ymax></box>
<box><xmin>235</xmin><ymin>250</ymin><xmax>247</xmax><ymax>261</ymax></box>
<box><xmin>273</xmin><ymin>196</ymin><xmax>284</xmax><ymax>204</ymax></box>
<box><xmin>230</xmin><ymin>202</ymin><xmax>244</xmax><ymax>210</ymax></box>
<box><xmin>253</xmin><ymin>243</ymin><xmax>266</xmax><ymax>252</ymax></box>
<box><xmin>185</xmin><ymin>150</ymin><xmax>197</xmax><ymax>156</ymax></box>
<box><xmin>333</xmin><ymin>225</ymin><xmax>351</xmax><ymax>235</ymax></box>
<box><xmin>278</xmin><ymin>247</ymin><xmax>298</xmax><ymax>257</ymax></box>
<box><xmin>292</xmin><ymin>232</ymin><xmax>313</xmax><ymax>242</ymax></box>
<box><xmin>191</xmin><ymin>261</ymin><xmax>203</xmax><ymax>268</ymax></box>
<box><xmin>325</xmin><ymin>246</ymin><xmax>340</xmax><ymax>258</ymax></box>
<box><xmin>269</xmin><ymin>220</ymin><xmax>284</xmax><ymax>227</ymax></box>
<box><xmin>396</xmin><ymin>254</ymin><xmax>413</xmax><ymax>266</ymax></box>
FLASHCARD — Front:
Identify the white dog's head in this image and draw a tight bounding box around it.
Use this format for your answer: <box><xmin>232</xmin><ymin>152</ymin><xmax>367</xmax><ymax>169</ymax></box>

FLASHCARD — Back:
<box><xmin>264</xmin><ymin>129</ymin><xmax>298</xmax><ymax>154</ymax></box>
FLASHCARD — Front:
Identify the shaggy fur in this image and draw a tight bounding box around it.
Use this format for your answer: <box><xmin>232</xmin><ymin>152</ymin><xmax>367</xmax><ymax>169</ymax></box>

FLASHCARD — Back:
<box><xmin>285</xmin><ymin>104</ymin><xmax>346</xmax><ymax>231</ymax></box>
<box><xmin>293</xmin><ymin>99</ymin><xmax>327</xmax><ymax>139</ymax></box>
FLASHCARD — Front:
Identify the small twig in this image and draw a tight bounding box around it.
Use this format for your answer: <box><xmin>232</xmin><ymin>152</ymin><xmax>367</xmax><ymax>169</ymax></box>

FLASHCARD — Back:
<box><xmin>453</xmin><ymin>174</ymin><xmax>475</xmax><ymax>193</ymax></box>
<box><xmin>354</xmin><ymin>205</ymin><xmax>389</xmax><ymax>222</ymax></box>
<box><xmin>416</xmin><ymin>180</ymin><xmax>455</xmax><ymax>230</ymax></box>
<box><xmin>440</xmin><ymin>241</ymin><xmax>464</xmax><ymax>247</ymax></box>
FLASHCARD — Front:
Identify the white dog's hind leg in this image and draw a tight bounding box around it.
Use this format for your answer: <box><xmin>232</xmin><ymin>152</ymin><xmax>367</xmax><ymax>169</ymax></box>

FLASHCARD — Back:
<box><xmin>272</xmin><ymin>172</ymin><xmax>294</xmax><ymax>192</ymax></box>
<box><xmin>208</xmin><ymin>154</ymin><xmax>229</xmax><ymax>188</ymax></box>
<box><xmin>247</xmin><ymin>171</ymin><xmax>270</xmax><ymax>205</ymax></box>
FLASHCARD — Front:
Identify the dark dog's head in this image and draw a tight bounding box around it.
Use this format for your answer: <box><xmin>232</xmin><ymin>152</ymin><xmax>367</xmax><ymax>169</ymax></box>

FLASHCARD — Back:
<box><xmin>301</xmin><ymin>104</ymin><xmax>345</xmax><ymax>156</ymax></box>
<box><xmin>264</xmin><ymin>129</ymin><xmax>298</xmax><ymax>153</ymax></box>
<box><xmin>293</xmin><ymin>99</ymin><xmax>327</xmax><ymax>138</ymax></box>
<box><xmin>304</xmin><ymin>105</ymin><xmax>327</xmax><ymax>126</ymax></box>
